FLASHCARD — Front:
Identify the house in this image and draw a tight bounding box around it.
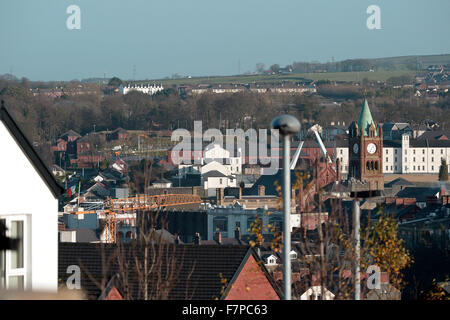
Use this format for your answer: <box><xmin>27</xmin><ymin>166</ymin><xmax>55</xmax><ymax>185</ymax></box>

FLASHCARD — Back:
<box><xmin>202</xmin><ymin>170</ymin><xmax>237</xmax><ymax>196</ymax></box>
<box><xmin>58</xmin><ymin>243</ymin><xmax>281</xmax><ymax>300</ymax></box>
<box><xmin>106</xmin><ymin>127</ymin><xmax>127</xmax><ymax>141</ymax></box>
<box><xmin>300</xmin><ymin>286</ymin><xmax>335</xmax><ymax>300</ymax></box>
<box><xmin>382</xmin><ymin>123</ymin><xmax>413</xmax><ymax>140</ymax></box>
<box><xmin>151</xmin><ymin>178</ymin><xmax>173</xmax><ymax>188</ymax></box>
<box><xmin>0</xmin><ymin>102</ymin><xmax>64</xmax><ymax>291</ymax></box>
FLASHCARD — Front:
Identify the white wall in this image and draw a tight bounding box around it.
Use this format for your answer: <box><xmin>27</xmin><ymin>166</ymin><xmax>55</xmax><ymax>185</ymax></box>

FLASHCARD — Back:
<box><xmin>0</xmin><ymin>122</ymin><xmax>58</xmax><ymax>292</ymax></box>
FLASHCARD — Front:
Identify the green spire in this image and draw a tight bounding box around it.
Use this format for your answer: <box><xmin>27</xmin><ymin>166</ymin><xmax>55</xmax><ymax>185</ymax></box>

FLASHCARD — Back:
<box><xmin>357</xmin><ymin>99</ymin><xmax>376</xmax><ymax>136</ymax></box>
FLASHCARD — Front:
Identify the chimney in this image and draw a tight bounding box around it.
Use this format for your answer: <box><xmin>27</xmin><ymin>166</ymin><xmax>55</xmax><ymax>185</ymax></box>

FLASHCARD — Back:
<box><xmin>214</xmin><ymin>231</ymin><xmax>222</xmax><ymax>244</ymax></box>
<box><xmin>440</xmin><ymin>186</ymin><xmax>446</xmax><ymax>199</ymax></box>
<box><xmin>216</xmin><ymin>188</ymin><xmax>224</xmax><ymax>206</ymax></box>
<box><xmin>336</xmin><ymin>158</ymin><xmax>341</xmax><ymax>182</ymax></box>
<box><xmin>258</xmin><ymin>185</ymin><xmax>265</xmax><ymax>196</ymax></box>
<box><xmin>193</xmin><ymin>232</ymin><xmax>201</xmax><ymax>245</ymax></box>
<box><xmin>234</xmin><ymin>226</ymin><xmax>241</xmax><ymax>241</ymax></box>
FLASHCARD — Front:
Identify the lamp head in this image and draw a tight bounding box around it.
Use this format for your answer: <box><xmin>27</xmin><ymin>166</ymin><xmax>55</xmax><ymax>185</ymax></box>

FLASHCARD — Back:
<box><xmin>271</xmin><ymin>114</ymin><xmax>301</xmax><ymax>137</ymax></box>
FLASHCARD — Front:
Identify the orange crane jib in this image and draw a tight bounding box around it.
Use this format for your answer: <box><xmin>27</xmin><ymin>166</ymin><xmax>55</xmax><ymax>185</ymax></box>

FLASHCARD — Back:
<box><xmin>71</xmin><ymin>193</ymin><xmax>202</xmax><ymax>243</ymax></box>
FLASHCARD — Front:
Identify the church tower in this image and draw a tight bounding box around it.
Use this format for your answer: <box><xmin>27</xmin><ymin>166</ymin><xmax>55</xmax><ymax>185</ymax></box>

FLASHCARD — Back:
<box><xmin>348</xmin><ymin>99</ymin><xmax>384</xmax><ymax>192</ymax></box>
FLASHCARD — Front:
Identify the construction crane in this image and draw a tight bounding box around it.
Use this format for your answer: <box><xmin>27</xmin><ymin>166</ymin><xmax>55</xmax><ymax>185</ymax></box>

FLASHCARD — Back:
<box><xmin>71</xmin><ymin>193</ymin><xmax>202</xmax><ymax>243</ymax></box>
<box><xmin>290</xmin><ymin>124</ymin><xmax>332</xmax><ymax>170</ymax></box>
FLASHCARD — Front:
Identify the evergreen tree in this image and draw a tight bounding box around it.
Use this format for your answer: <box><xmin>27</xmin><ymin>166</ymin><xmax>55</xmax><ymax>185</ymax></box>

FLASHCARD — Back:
<box><xmin>439</xmin><ymin>159</ymin><xmax>449</xmax><ymax>181</ymax></box>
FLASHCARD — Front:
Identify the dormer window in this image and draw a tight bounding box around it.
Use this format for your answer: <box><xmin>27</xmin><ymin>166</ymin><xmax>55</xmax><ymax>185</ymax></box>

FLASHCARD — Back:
<box><xmin>289</xmin><ymin>250</ymin><xmax>297</xmax><ymax>260</ymax></box>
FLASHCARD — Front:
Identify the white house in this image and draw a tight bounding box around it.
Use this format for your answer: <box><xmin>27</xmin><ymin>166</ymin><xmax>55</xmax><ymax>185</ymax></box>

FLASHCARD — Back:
<box><xmin>300</xmin><ymin>286</ymin><xmax>335</xmax><ymax>300</ymax></box>
<box><xmin>0</xmin><ymin>104</ymin><xmax>63</xmax><ymax>292</ymax></box>
<box><xmin>119</xmin><ymin>83</ymin><xmax>164</xmax><ymax>95</ymax></box>
<box><xmin>178</xmin><ymin>143</ymin><xmax>243</xmax><ymax>178</ymax></box>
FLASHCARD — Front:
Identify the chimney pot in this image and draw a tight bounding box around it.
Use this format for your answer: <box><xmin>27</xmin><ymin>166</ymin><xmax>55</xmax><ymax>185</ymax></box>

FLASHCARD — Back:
<box><xmin>194</xmin><ymin>232</ymin><xmax>201</xmax><ymax>245</ymax></box>
<box><xmin>214</xmin><ymin>231</ymin><xmax>222</xmax><ymax>244</ymax></box>
<box><xmin>258</xmin><ymin>185</ymin><xmax>265</xmax><ymax>196</ymax></box>
<box><xmin>234</xmin><ymin>226</ymin><xmax>241</xmax><ymax>240</ymax></box>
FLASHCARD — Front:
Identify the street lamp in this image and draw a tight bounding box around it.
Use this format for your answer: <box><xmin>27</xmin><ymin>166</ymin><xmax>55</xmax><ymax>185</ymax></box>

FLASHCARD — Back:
<box><xmin>271</xmin><ymin>114</ymin><xmax>300</xmax><ymax>300</ymax></box>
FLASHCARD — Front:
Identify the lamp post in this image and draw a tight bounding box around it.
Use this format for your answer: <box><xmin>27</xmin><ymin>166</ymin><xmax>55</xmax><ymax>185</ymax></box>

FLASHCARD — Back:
<box><xmin>271</xmin><ymin>114</ymin><xmax>300</xmax><ymax>300</ymax></box>
<box><xmin>353</xmin><ymin>198</ymin><xmax>361</xmax><ymax>300</ymax></box>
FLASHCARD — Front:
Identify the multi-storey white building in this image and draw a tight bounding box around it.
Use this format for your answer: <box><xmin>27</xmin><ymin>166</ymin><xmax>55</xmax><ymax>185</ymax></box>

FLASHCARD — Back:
<box><xmin>119</xmin><ymin>83</ymin><xmax>164</xmax><ymax>95</ymax></box>
<box><xmin>382</xmin><ymin>134</ymin><xmax>450</xmax><ymax>174</ymax></box>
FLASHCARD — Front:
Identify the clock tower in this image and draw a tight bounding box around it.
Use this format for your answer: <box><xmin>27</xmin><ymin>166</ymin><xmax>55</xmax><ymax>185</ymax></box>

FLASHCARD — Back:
<box><xmin>348</xmin><ymin>99</ymin><xmax>384</xmax><ymax>192</ymax></box>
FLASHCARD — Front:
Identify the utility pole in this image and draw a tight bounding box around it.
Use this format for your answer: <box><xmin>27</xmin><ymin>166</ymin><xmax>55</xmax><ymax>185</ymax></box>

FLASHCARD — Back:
<box><xmin>353</xmin><ymin>198</ymin><xmax>361</xmax><ymax>300</ymax></box>
<box><xmin>271</xmin><ymin>114</ymin><xmax>300</xmax><ymax>300</ymax></box>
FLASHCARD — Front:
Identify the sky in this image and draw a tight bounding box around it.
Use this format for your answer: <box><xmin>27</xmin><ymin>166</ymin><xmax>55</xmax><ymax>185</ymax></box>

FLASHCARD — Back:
<box><xmin>0</xmin><ymin>0</ymin><xmax>449</xmax><ymax>81</ymax></box>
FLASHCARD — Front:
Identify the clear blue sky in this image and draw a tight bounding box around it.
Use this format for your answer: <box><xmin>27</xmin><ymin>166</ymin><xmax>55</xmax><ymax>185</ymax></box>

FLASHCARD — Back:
<box><xmin>0</xmin><ymin>0</ymin><xmax>449</xmax><ymax>81</ymax></box>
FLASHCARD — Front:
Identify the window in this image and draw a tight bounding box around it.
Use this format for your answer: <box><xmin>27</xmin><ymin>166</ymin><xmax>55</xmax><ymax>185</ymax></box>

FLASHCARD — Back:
<box><xmin>219</xmin><ymin>178</ymin><xmax>223</xmax><ymax>185</ymax></box>
<box><xmin>386</xmin><ymin>166</ymin><xmax>388</xmax><ymax>171</ymax></box>
<box><xmin>441</xmin><ymin>149</ymin><xmax>443</xmax><ymax>154</ymax></box>
<box><xmin>269</xmin><ymin>216</ymin><xmax>282</xmax><ymax>231</ymax></box>
<box><xmin>422</xmin><ymin>157</ymin><xmax>425</xmax><ymax>162</ymax></box>
<box><xmin>432</xmin><ymin>149</ymin><xmax>434</xmax><ymax>154</ymax></box>
<box><xmin>432</xmin><ymin>166</ymin><xmax>434</xmax><ymax>171</ymax></box>
<box><xmin>289</xmin><ymin>251</ymin><xmax>297</xmax><ymax>260</ymax></box>
<box><xmin>0</xmin><ymin>215</ymin><xmax>30</xmax><ymax>290</ymax></box>
<box><xmin>423</xmin><ymin>166</ymin><xmax>425</xmax><ymax>171</ymax></box>
<box><xmin>413</xmin><ymin>157</ymin><xmax>416</xmax><ymax>162</ymax></box>
<box><xmin>395</xmin><ymin>166</ymin><xmax>397</xmax><ymax>171</ymax></box>
<box><xmin>213</xmin><ymin>216</ymin><xmax>228</xmax><ymax>232</ymax></box>
<box><xmin>395</xmin><ymin>157</ymin><xmax>398</xmax><ymax>162</ymax></box>
<box><xmin>413</xmin><ymin>150</ymin><xmax>416</xmax><ymax>155</ymax></box>
<box><xmin>340</xmin><ymin>149</ymin><xmax>343</xmax><ymax>155</ymax></box>
<box><xmin>386</xmin><ymin>149</ymin><xmax>389</xmax><ymax>154</ymax></box>
<box><xmin>405</xmin><ymin>150</ymin><xmax>407</xmax><ymax>155</ymax></box>
<box><xmin>386</xmin><ymin>157</ymin><xmax>388</xmax><ymax>162</ymax></box>
<box><xmin>422</xmin><ymin>149</ymin><xmax>425</xmax><ymax>154</ymax></box>
<box><xmin>413</xmin><ymin>166</ymin><xmax>416</xmax><ymax>170</ymax></box>
<box><xmin>395</xmin><ymin>149</ymin><xmax>398</xmax><ymax>154</ymax></box>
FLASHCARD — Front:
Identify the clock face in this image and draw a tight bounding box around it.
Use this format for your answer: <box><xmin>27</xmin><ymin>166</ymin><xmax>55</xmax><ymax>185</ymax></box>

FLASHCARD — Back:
<box><xmin>353</xmin><ymin>143</ymin><xmax>359</xmax><ymax>154</ymax></box>
<box><xmin>367</xmin><ymin>143</ymin><xmax>377</xmax><ymax>154</ymax></box>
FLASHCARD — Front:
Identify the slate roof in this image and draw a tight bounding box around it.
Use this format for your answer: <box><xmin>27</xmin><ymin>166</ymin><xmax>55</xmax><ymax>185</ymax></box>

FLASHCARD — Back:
<box><xmin>58</xmin><ymin>243</ymin><xmax>279</xmax><ymax>300</ymax></box>
<box><xmin>61</xmin><ymin>129</ymin><xmax>81</xmax><ymax>139</ymax></box>
<box><xmin>202</xmin><ymin>170</ymin><xmax>232</xmax><ymax>178</ymax></box>
<box><xmin>396</xmin><ymin>187</ymin><xmax>440</xmax><ymax>202</ymax></box>
<box><xmin>384</xmin><ymin>178</ymin><xmax>415</xmax><ymax>188</ymax></box>
<box><xmin>245</xmin><ymin>170</ymin><xmax>303</xmax><ymax>196</ymax></box>
<box><xmin>0</xmin><ymin>101</ymin><xmax>64</xmax><ymax>198</ymax></box>
<box><xmin>416</xmin><ymin>131</ymin><xmax>450</xmax><ymax>141</ymax></box>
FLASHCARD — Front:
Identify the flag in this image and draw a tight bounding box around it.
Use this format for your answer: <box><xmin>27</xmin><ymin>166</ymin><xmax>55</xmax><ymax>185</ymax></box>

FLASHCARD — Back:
<box><xmin>68</xmin><ymin>183</ymin><xmax>79</xmax><ymax>197</ymax></box>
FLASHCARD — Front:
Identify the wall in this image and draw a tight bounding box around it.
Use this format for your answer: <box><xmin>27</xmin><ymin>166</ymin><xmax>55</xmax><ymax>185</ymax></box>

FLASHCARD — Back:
<box><xmin>0</xmin><ymin>121</ymin><xmax>58</xmax><ymax>292</ymax></box>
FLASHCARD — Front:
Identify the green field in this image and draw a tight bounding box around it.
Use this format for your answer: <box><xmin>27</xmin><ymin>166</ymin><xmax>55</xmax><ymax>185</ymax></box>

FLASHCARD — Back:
<box><xmin>132</xmin><ymin>53</ymin><xmax>450</xmax><ymax>87</ymax></box>
<box><xmin>142</xmin><ymin>70</ymin><xmax>418</xmax><ymax>87</ymax></box>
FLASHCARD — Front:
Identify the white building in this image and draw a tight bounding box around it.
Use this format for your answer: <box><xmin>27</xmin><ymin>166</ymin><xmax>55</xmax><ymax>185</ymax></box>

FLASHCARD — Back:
<box><xmin>300</xmin><ymin>286</ymin><xmax>335</xmax><ymax>300</ymax></box>
<box><xmin>177</xmin><ymin>144</ymin><xmax>243</xmax><ymax>196</ymax></box>
<box><xmin>382</xmin><ymin>134</ymin><xmax>450</xmax><ymax>174</ymax></box>
<box><xmin>0</xmin><ymin>104</ymin><xmax>63</xmax><ymax>292</ymax></box>
<box><xmin>119</xmin><ymin>83</ymin><xmax>164</xmax><ymax>95</ymax></box>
